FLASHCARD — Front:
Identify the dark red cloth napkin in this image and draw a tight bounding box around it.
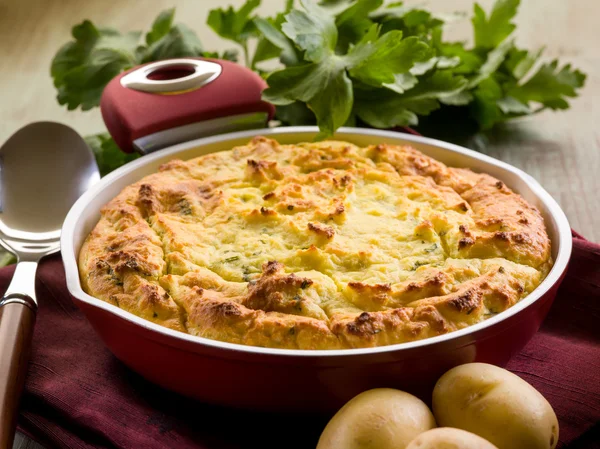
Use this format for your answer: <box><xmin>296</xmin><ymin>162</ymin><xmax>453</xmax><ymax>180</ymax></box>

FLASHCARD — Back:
<box><xmin>5</xmin><ymin>232</ymin><xmax>599</xmax><ymax>448</ymax></box>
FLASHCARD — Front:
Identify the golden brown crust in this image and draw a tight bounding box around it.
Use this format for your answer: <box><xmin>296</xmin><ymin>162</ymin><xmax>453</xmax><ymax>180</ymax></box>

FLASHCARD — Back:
<box><xmin>79</xmin><ymin>138</ymin><xmax>552</xmax><ymax>350</ymax></box>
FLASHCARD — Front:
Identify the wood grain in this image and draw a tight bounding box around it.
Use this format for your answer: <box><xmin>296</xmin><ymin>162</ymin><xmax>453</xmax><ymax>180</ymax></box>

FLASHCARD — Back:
<box><xmin>0</xmin><ymin>302</ymin><xmax>35</xmax><ymax>449</ymax></box>
<box><xmin>3</xmin><ymin>0</ymin><xmax>597</xmax><ymax>447</ymax></box>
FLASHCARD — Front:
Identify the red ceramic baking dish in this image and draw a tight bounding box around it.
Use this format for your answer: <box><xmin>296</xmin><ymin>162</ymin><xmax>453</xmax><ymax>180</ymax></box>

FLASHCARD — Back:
<box><xmin>60</xmin><ymin>59</ymin><xmax>572</xmax><ymax>412</ymax></box>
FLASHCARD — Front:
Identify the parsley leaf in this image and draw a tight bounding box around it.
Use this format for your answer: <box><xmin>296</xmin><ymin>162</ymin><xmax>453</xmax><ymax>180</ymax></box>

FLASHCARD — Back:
<box><xmin>432</xmin><ymin>27</ymin><xmax>483</xmax><ymax>75</ymax></box>
<box><xmin>252</xmin><ymin>1</ymin><xmax>298</xmax><ymax>67</ymax></box>
<box><xmin>468</xmin><ymin>36</ymin><xmax>515</xmax><ymax>87</ymax></box>
<box><xmin>85</xmin><ymin>133</ymin><xmax>140</xmax><ymax>176</ymax></box>
<box><xmin>508</xmin><ymin>60</ymin><xmax>587</xmax><ymax>110</ymax></box>
<box><xmin>264</xmin><ymin>59</ymin><xmax>353</xmax><ymax>139</ymax></box>
<box><xmin>264</xmin><ymin>1</ymin><xmax>434</xmax><ymax>138</ymax></box>
<box><xmin>203</xmin><ymin>49</ymin><xmax>240</xmax><ymax>63</ymax></box>
<box><xmin>496</xmin><ymin>96</ymin><xmax>531</xmax><ymax>115</ymax></box>
<box><xmin>470</xmin><ymin>76</ymin><xmax>504</xmax><ymax>129</ymax></box>
<box><xmin>207</xmin><ymin>0</ymin><xmax>261</xmax><ymax>65</ymax></box>
<box><xmin>252</xmin><ymin>20</ymin><xmax>287</xmax><ymax>67</ymax></box>
<box><xmin>145</xmin><ymin>8</ymin><xmax>175</xmax><ymax>45</ymax></box>
<box><xmin>348</xmin><ymin>30</ymin><xmax>432</xmax><ymax>86</ymax></box>
<box><xmin>141</xmin><ymin>8</ymin><xmax>208</xmax><ymax>63</ymax></box>
<box><xmin>0</xmin><ymin>251</ymin><xmax>16</xmax><ymax>267</ymax></box>
<box><xmin>505</xmin><ymin>46</ymin><xmax>544</xmax><ymax>80</ymax></box>
<box><xmin>142</xmin><ymin>23</ymin><xmax>204</xmax><ymax>62</ymax></box>
<box><xmin>207</xmin><ymin>0</ymin><xmax>260</xmax><ymax>43</ymax></box>
<box><xmin>472</xmin><ymin>0</ymin><xmax>519</xmax><ymax>49</ymax></box>
<box><xmin>335</xmin><ymin>0</ymin><xmax>383</xmax><ymax>53</ymax></box>
<box><xmin>355</xmin><ymin>71</ymin><xmax>468</xmax><ymax>128</ymax></box>
<box><xmin>372</xmin><ymin>5</ymin><xmax>444</xmax><ymax>42</ymax></box>
<box><xmin>403</xmin><ymin>71</ymin><xmax>469</xmax><ymax>102</ymax></box>
<box><xmin>263</xmin><ymin>1</ymin><xmax>352</xmax><ymax>138</ymax></box>
<box><xmin>274</xmin><ymin>101</ymin><xmax>316</xmax><ymax>126</ymax></box>
<box><xmin>282</xmin><ymin>1</ymin><xmax>338</xmax><ymax>63</ymax></box>
<box><xmin>51</xmin><ymin>21</ymin><xmax>140</xmax><ymax>110</ymax></box>
<box><xmin>49</xmin><ymin>0</ymin><xmax>587</xmax><ymax>155</ymax></box>
<box><xmin>50</xmin><ymin>8</ymin><xmax>212</xmax><ymax>110</ymax></box>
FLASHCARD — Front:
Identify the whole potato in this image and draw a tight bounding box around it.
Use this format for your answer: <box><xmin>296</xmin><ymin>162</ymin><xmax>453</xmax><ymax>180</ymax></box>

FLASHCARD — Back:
<box><xmin>406</xmin><ymin>427</ymin><xmax>499</xmax><ymax>448</ymax></box>
<box><xmin>433</xmin><ymin>363</ymin><xmax>559</xmax><ymax>449</ymax></box>
<box><xmin>317</xmin><ymin>388</ymin><xmax>436</xmax><ymax>449</ymax></box>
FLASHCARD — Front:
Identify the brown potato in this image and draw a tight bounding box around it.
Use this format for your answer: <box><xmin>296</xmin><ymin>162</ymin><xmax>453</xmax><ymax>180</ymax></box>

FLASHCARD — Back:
<box><xmin>317</xmin><ymin>388</ymin><xmax>436</xmax><ymax>449</ymax></box>
<box><xmin>433</xmin><ymin>363</ymin><xmax>559</xmax><ymax>449</ymax></box>
<box><xmin>406</xmin><ymin>427</ymin><xmax>499</xmax><ymax>448</ymax></box>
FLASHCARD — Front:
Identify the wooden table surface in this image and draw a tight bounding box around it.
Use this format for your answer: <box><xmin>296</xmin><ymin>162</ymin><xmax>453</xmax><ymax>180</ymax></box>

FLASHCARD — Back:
<box><xmin>2</xmin><ymin>0</ymin><xmax>598</xmax><ymax>447</ymax></box>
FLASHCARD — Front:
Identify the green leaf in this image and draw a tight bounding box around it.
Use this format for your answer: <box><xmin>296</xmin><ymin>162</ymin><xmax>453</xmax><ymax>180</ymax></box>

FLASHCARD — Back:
<box><xmin>50</xmin><ymin>0</ymin><xmax>588</xmax><ymax>142</ymax></box>
<box><xmin>348</xmin><ymin>31</ymin><xmax>433</xmax><ymax>86</ymax></box>
<box><xmin>496</xmin><ymin>96</ymin><xmax>531</xmax><ymax>114</ymax></box>
<box><xmin>355</xmin><ymin>102</ymin><xmax>418</xmax><ymax>128</ymax></box>
<box><xmin>275</xmin><ymin>101</ymin><xmax>316</xmax><ymax>125</ymax></box>
<box><xmin>253</xmin><ymin>17</ymin><xmax>299</xmax><ymax>66</ymax></box>
<box><xmin>263</xmin><ymin>63</ymin><xmax>327</xmax><ymax>105</ymax></box>
<box><xmin>207</xmin><ymin>0</ymin><xmax>261</xmax><ymax>65</ymax></box>
<box><xmin>312</xmin><ymin>69</ymin><xmax>353</xmax><ymax>139</ymax></box>
<box><xmin>468</xmin><ymin>36</ymin><xmax>514</xmax><ymax>87</ymax></box>
<box><xmin>401</xmin><ymin>71</ymin><xmax>469</xmax><ymax>101</ymax></box>
<box><xmin>85</xmin><ymin>133</ymin><xmax>140</xmax><ymax>176</ymax></box>
<box><xmin>203</xmin><ymin>49</ymin><xmax>240</xmax><ymax>62</ymax></box>
<box><xmin>335</xmin><ymin>0</ymin><xmax>383</xmax><ymax>53</ymax></box>
<box><xmin>508</xmin><ymin>60</ymin><xmax>586</xmax><ymax>110</ymax></box>
<box><xmin>336</xmin><ymin>0</ymin><xmax>382</xmax><ymax>29</ymax></box>
<box><xmin>437</xmin><ymin>43</ymin><xmax>482</xmax><ymax>75</ymax></box>
<box><xmin>436</xmin><ymin>56</ymin><xmax>461</xmax><ymax>70</ymax></box>
<box><xmin>431</xmin><ymin>27</ymin><xmax>482</xmax><ymax>75</ymax></box>
<box><xmin>370</xmin><ymin>4</ymin><xmax>444</xmax><ymax>41</ymax></box>
<box><xmin>221</xmin><ymin>49</ymin><xmax>240</xmax><ymax>61</ymax></box>
<box><xmin>0</xmin><ymin>251</ymin><xmax>16</xmax><ymax>267</ymax></box>
<box><xmin>282</xmin><ymin>1</ymin><xmax>338</xmax><ymax>63</ymax></box>
<box><xmin>504</xmin><ymin>46</ymin><xmax>543</xmax><ymax>79</ymax></box>
<box><xmin>252</xmin><ymin>37</ymin><xmax>282</xmax><ymax>66</ymax></box>
<box><xmin>470</xmin><ymin>76</ymin><xmax>504</xmax><ymax>129</ymax></box>
<box><xmin>145</xmin><ymin>8</ymin><xmax>175</xmax><ymax>45</ymax></box>
<box><xmin>264</xmin><ymin>1</ymin><xmax>353</xmax><ymax>138</ymax></box>
<box><xmin>369</xmin><ymin>3</ymin><xmax>413</xmax><ymax>20</ymax></box>
<box><xmin>408</xmin><ymin>55</ymin><xmax>460</xmax><ymax>78</ymax></box>
<box><xmin>409</xmin><ymin>57</ymin><xmax>438</xmax><ymax>76</ymax></box>
<box><xmin>51</xmin><ymin>20</ymin><xmax>141</xmax><ymax>110</ymax></box>
<box><xmin>142</xmin><ymin>23</ymin><xmax>204</xmax><ymax>62</ymax></box>
<box><xmin>355</xmin><ymin>71</ymin><xmax>466</xmax><ymax>129</ymax></box>
<box><xmin>263</xmin><ymin>57</ymin><xmax>352</xmax><ymax>138</ymax></box>
<box><xmin>382</xmin><ymin>73</ymin><xmax>418</xmax><ymax>94</ymax></box>
<box><xmin>254</xmin><ymin>17</ymin><xmax>291</xmax><ymax>50</ymax></box>
<box><xmin>472</xmin><ymin>0</ymin><xmax>519</xmax><ymax>49</ymax></box>
<box><xmin>207</xmin><ymin>0</ymin><xmax>261</xmax><ymax>44</ymax></box>
<box><xmin>264</xmin><ymin>0</ymin><xmax>442</xmax><ymax>137</ymax></box>
<box><xmin>440</xmin><ymin>91</ymin><xmax>473</xmax><ymax>106</ymax></box>
<box><xmin>398</xmin><ymin>98</ymin><xmax>441</xmax><ymax>116</ymax></box>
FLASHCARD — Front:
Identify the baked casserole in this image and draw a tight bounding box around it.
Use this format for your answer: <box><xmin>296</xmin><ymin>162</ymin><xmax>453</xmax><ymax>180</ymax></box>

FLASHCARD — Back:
<box><xmin>79</xmin><ymin>137</ymin><xmax>552</xmax><ymax>350</ymax></box>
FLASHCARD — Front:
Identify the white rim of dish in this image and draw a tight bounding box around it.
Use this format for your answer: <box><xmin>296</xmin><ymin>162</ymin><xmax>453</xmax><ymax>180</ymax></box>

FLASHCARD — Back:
<box><xmin>61</xmin><ymin>126</ymin><xmax>572</xmax><ymax>358</ymax></box>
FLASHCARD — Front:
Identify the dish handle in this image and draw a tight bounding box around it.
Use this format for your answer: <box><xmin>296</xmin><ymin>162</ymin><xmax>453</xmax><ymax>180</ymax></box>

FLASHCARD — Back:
<box><xmin>100</xmin><ymin>58</ymin><xmax>275</xmax><ymax>154</ymax></box>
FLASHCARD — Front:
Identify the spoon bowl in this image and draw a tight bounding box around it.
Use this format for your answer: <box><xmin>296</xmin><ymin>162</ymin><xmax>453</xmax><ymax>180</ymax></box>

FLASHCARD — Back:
<box><xmin>0</xmin><ymin>122</ymin><xmax>99</xmax><ymax>242</ymax></box>
<box><xmin>0</xmin><ymin>122</ymin><xmax>100</xmax><ymax>448</ymax></box>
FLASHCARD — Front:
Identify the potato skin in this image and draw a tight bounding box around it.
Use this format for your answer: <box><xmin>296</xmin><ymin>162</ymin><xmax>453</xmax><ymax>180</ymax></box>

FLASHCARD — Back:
<box><xmin>406</xmin><ymin>427</ymin><xmax>499</xmax><ymax>448</ymax></box>
<box><xmin>432</xmin><ymin>363</ymin><xmax>559</xmax><ymax>449</ymax></box>
<box><xmin>317</xmin><ymin>388</ymin><xmax>436</xmax><ymax>449</ymax></box>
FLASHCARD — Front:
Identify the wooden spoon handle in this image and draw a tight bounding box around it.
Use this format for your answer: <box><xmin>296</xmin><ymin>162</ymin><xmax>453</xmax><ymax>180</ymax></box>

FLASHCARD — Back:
<box><xmin>0</xmin><ymin>296</ymin><xmax>36</xmax><ymax>449</ymax></box>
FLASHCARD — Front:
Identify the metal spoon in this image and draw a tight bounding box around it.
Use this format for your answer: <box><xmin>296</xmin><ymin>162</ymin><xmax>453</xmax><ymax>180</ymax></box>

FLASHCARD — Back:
<box><xmin>0</xmin><ymin>122</ymin><xmax>100</xmax><ymax>448</ymax></box>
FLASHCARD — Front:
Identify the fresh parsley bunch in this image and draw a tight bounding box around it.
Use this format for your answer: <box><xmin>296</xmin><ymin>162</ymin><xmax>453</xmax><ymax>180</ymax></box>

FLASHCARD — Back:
<box><xmin>0</xmin><ymin>1</ymin><xmax>579</xmax><ymax>268</ymax></box>
<box><xmin>50</xmin><ymin>0</ymin><xmax>586</xmax><ymax>174</ymax></box>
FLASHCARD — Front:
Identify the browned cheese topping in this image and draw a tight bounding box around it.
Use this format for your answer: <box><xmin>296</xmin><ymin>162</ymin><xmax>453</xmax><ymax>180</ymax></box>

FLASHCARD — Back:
<box><xmin>78</xmin><ymin>137</ymin><xmax>552</xmax><ymax>349</ymax></box>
